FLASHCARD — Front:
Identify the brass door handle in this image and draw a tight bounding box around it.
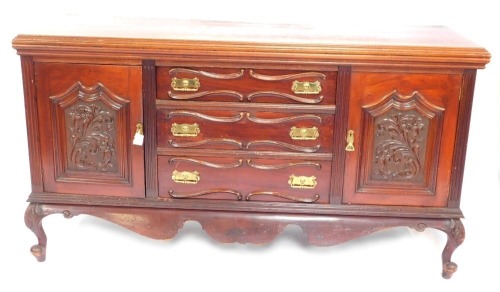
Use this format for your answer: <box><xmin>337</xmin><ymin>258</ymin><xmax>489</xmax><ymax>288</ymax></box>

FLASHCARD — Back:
<box><xmin>345</xmin><ymin>130</ymin><xmax>355</xmax><ymax>151</ymax></box>
<box><xmin>291</xmin><ymin>80</ymin><xmax>321</xmax><ymax>94</ymax></box>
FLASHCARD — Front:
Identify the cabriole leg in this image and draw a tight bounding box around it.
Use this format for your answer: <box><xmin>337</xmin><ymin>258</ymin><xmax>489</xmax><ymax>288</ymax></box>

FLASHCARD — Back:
<box><xmin>24</xmin><ymin>203</ymin><xmax>74</xmax><ymax>262</ymax></box>
<box><xmin>441</xmin><ymin>218</ymin><xmax>465</xmax><ymax>279</ymax></box>
<box><xmin>24</xmin><ymin>203</ymin><xmax>48</xmax><ymax>261</ymax></box>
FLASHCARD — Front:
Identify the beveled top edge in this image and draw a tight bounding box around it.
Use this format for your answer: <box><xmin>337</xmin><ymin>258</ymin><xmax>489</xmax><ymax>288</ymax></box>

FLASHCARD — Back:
<box><xmin>10</xmin><ymin>17</ymin><xmax>484</xmax><ymax>47</ymax></box>
<box><xmin>12</xmin><ymin>17</ymin><xmax>491</xmax><ymax>68</ymax></box>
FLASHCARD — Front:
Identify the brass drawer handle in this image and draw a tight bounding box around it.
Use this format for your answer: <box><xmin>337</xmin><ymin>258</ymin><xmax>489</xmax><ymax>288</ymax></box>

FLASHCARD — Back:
<box><xmin>172</xmin><ymin>170</ymin><xmax>200</xmax><ymax>184</ymax></box>
<box><xmin>291</xmin><ymin>80</ymin><xmax>321</xmax><ymax>94</ymax></box>
<box><xmin>290</xmin><ymin>126</ymin><xmax>319</xmax><ymax>140</ymax></box>
<box><xmin>288</xmin><ymin>175</ymin><xmax>317</xmax><ymax>189</ymax></box>
<box><xmin>171</xmin><ymin>123</ymin><xmax>200</xmax><ymax>137</ymax></box>
<box><xmin>171</xmin><ymin>77</ymin><xmax>201</xmax><ymax>91</ymax></box>
<box><xmin>345</xmin><ymin>130</ymin><xmax>355</xmax><ymax>151</ymax></box>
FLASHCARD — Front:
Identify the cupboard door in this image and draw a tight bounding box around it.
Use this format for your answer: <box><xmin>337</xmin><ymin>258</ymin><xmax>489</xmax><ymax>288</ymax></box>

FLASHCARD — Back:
<box><xmin>343</xmin><ymin>72</ymin><xmax>462</xmax><ymax>207</ymax></box>
<box><xmin>36</xmin><ymin>63</ymin><xmax>144</xmax><ymax>197</ymax></box>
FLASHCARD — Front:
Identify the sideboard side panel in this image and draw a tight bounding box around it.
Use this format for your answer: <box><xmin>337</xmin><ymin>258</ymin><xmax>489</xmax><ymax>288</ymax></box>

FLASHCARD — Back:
<box><xmin>21</xmin><ymin>56</ymin><xmax>43</xmax><ymax>193</ymax></box>
<box><xmin>448</xmin><ymin>69</ymin><xmax>477</xmax><ymax>207</ymax></box>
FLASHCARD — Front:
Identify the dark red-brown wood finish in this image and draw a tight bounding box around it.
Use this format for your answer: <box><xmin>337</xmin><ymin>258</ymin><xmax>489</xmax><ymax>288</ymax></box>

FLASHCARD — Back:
<box><xmin>13</xmin><ymin>20</ymin><xmax>490</xmax><ymax>279</ymax></box>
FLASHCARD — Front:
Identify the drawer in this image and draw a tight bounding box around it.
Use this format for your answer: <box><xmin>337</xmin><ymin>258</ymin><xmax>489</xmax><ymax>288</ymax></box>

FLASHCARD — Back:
<box><xmin>157</xmin><ymin>67</ymin><xmax>336</xmax><ymax>105</ymax></box>
<box><xmin>157</xmin><ymin>109</ymin><xmax>334</xmax><ymax>153</ymax></box>
<box><xmin>158</xmin><ymin>156</ymin><xmax>331</xmax><ymax>204</ymax></box>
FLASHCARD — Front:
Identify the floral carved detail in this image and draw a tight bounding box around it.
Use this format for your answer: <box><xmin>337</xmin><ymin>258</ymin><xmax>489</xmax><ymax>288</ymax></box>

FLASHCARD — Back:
<box><xmin>68</xmin><ymin>104</ymin><xmax>115</xmax><ymax>172</ymax></box>
<box><xmin>50</xmin><ymin>82</ymin><xmax>129</xmax><ymax>178</ymax></box>
<box><xmin>374</xmin><ymin>112</ymin><xmax>425</xmax><ymax>179</ymax></box>
<box><xmin>363</xmin><ymin>91</ymin><xmax>444</xmax><ymax>184</ymax></box>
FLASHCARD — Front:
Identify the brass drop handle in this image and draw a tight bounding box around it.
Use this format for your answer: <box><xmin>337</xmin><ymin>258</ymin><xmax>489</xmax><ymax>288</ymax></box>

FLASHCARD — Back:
<box><xmin>345</xmin><ymin>130</ymin><xmax>355</xmax><ymax>151</ymax></box>
<box><xmin>132</xmin><ymin>123</ymin><xmax>144</xmax><ymax>146</ymax></box>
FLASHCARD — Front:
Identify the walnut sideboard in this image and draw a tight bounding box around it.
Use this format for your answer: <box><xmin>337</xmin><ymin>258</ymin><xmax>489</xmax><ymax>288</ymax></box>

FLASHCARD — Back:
<box><xmin>13</xmin><ymin>20</ymin><xmax>490</xmax><ymax>278</ymax></box>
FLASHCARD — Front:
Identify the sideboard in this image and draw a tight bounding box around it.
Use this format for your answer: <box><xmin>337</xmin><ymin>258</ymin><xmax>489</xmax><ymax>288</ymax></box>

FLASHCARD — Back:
<box><xmin>13</xmin><ymin>19</ymin><xmax>490</xmax><ymax>278</ymax></box>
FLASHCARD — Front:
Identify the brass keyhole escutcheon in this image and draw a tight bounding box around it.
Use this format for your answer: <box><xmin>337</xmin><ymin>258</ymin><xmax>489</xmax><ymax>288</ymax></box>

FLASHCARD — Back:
<box><xmin>345</xmin><ymin>130</ymin><xmax>355</xmax><ymax>151</ymax></box>
<box><xmin>135</xmin><ymin>123</ymin><xmax>143</xmax><ymax>135</ymax></box>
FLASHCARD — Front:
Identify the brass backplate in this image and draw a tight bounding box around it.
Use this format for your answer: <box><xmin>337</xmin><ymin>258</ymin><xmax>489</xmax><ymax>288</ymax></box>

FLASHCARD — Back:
<box><xmin>172</xmin><ymin>170</ymin><xmax>200</xmax><ymax>184</ymax></box>
<box><xmin>288</xmin><ymin>175</ymin><xmax>317</xmax><ymax>189</ymax></box>
<box><xmin>290</xmin><ymin>126</ymin><xmax>319</xmax><ymax>140</ymax></box>
<box><xmin>171</xmin><ymin>123</ymin><xmax>200</xmax><ymax>137</ymax></box>
<box><xmin>291</xmin><ymin>81</ymin><xmax>321</xmax><ymax>94</ymax></box>
<box><xmin>171</xmin><ymin>77</ymin><xmax>201</xmax><ymax>91</ymax></box>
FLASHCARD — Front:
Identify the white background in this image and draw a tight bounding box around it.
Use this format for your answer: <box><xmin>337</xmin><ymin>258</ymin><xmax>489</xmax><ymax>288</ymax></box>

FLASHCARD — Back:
<box><xmin>1</xmin><ymin>0</ymin><xmax>499</xmax><ymax>291</ymax></box>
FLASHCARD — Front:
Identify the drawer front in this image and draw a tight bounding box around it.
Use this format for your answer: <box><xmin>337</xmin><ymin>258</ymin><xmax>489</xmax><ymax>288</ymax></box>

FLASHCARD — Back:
<box><xmin>158</xmin><ymin>156</ymin><xmax>331</xmax><ymax>203</ymax></box>
<box><xmin>157</xmin><ymin>67</ymin><xmax>336</xmax><ymax>105</ymax></box>
<box><xmin>157</xmin><ymin>110</ymin><xmax>334</xmax><ymax>153</ymax></box>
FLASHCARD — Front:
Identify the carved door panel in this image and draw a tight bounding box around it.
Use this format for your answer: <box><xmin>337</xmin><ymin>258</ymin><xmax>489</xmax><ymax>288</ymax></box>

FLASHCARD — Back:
<box><xmin>36</xmin><ymin>63</ymin><xmax>144</xmax><ymax>197</ymax></box>
<box><xmin>343</xmin><ymin>72</ymin><xmax>463</xmax><ymax>207</ymax></box>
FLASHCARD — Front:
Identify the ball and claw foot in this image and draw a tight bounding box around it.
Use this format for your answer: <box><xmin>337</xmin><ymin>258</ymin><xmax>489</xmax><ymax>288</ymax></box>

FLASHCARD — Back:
<box><xmin>442</xmin><ymin>262</ymin><xmax>458</xmax><ymax>279</ymax></box>
<box><xmin>30</xmin><ymin>244</ymin><xmax>46</xmax><ymax>262</ymax></box>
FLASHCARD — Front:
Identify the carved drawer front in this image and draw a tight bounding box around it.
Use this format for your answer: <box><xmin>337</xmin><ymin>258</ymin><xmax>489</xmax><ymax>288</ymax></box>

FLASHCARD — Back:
<box><xmin>157</xmin><ymin>67</ymin><xmax>336</xmax><ymax>105</ymax></box>
<box><xmin>343</xmin><ymin>72</ymin><xmax>463</xmax><ymax>207</ymax></box>
<box><xmin>157</xmin><ymin>110</ymin><xmax>333</xmax><ymax>153</ymax></box>
<box><xmin>35</xmin><ymin>63</ymin><xmax>145</xmax><ymax>197</ymax></box>
<box><xmin>158</xmin><ymin>156</ymin><xmax>331</xmax><ymax>203</ymax></box>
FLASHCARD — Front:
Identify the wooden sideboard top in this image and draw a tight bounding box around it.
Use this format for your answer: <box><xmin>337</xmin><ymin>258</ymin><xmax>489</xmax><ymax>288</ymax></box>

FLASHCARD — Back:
<box><xmin>12</xmin><ymin>17</ymin><xmax>490</xmax><ymax>69</ymax></box>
